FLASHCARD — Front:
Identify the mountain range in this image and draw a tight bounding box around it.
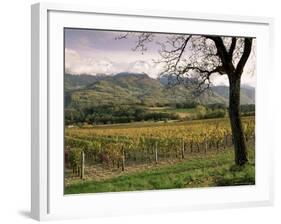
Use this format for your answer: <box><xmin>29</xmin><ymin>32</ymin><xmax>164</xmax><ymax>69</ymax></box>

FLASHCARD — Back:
<box><xmin>65</xmin><ymin>72</ymin><xmax>255</xmax><ymax>108</ymax></box>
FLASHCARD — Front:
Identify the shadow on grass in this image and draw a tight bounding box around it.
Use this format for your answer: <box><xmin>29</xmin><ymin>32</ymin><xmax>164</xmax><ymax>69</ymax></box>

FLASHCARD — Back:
<box><xmin>214</xmin><ymin>163</ymin><xmax>255</xmax><ymax>186</ymax></box>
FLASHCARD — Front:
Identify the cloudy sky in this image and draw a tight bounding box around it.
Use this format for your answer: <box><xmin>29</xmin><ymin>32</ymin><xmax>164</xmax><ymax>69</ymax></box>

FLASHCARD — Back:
<box><xmin>65</xmin><ymin>28</ymin><xmax>256</xmax><ymax>87</ymax></box>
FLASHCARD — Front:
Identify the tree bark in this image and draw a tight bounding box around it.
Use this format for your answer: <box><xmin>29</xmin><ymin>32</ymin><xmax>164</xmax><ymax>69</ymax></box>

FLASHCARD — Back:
<box><xmin>228</xmin><ymin>76</ymin><xmax>248</xmax><ymax>165</ymax></box>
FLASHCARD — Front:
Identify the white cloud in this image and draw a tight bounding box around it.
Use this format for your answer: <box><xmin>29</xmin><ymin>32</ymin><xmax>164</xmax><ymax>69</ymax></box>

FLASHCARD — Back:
<box><xmin>65</xmin><ymin>47</ymin><xmax>256</xmax><ymax>87</ymax></box>
<box><xmin>128</xmin><ymin>60</ymin><xmax>150</xmax><ymax>72</ymax></box>
<box><xmin>65</xmin><ymin>48</ymin><xmax>80</xmax><ymax>73</ymax></box>
<box><xmin>65</xmin><ymin>48</ymin><xmax>115</xmax><ymax>74</ymax></box>
<box><xmin>210</xmin><ymin>74</ymin><xmax>229</xmax><ymax>86</ymax></box>
<box><xmin>65</xmin><ymin>48</ymin><xmax>163</xmax><ymax>77</ymax></box>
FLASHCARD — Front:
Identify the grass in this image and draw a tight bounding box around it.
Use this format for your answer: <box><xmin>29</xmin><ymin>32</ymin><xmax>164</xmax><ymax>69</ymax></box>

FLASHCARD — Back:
<box><xmin>65</xmin><ymin>143</ymin><xmax>255</xmax><ymax>194</ymax></box>
<box><xmin>149</xmin><ymin>106</ymin><xmax>195</xmax><ymax>113</ymax></box>
<box><xmin>164</xmin><ymin>108</ymin><xmax>196</xmax><ymax>113</ymax></box>
<box><xmin>148</xmin><ymin>106</ymin><xmax>196</xmax><ymax>118</ymax></box>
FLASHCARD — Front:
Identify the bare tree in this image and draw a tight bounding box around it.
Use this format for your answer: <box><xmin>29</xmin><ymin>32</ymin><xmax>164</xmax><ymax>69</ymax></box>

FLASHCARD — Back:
<box><xmin>117</xmin><ymin>32</ymin><xmax>254</xmax><ymax>166</ymax></box>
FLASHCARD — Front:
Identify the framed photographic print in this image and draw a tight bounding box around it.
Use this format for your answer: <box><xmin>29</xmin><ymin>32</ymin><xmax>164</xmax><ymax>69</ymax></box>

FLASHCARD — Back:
<box><xmin>31</xmin><ymin>2</ymin><xmax>274</xmax><ymax>221</ymax></box>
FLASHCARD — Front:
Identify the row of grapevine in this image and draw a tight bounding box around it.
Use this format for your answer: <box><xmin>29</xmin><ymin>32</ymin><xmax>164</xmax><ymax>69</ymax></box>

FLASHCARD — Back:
<box><xmin>65</xmin><ymin>118</ymin><xmax>255</xmax><ymax>176</ymax></box>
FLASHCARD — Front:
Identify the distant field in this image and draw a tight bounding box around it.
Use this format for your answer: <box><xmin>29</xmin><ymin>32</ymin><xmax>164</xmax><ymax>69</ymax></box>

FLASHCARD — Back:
<box><xmin>149</xmin><ymin>106</ymin><xmax>196</xmax><ymax>118</ymax></box>
<box><xmin>68</xmin><ymin>116</ymin><xmax>253</xmax><ymax>130</ymax></box>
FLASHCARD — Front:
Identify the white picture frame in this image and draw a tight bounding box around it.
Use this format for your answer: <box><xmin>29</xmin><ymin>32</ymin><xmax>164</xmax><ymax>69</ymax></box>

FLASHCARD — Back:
<box><xmin>31</xmin><ymin>2</ymin><xmax>274</xmax><ymax>221</ymax></box>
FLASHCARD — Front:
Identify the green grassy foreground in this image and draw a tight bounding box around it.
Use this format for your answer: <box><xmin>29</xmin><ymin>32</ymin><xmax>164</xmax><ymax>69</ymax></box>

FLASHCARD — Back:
<box><xmin>65</xmin><ymin>143</ymin><xmax>255</xmax><ymax>194</ymax></box>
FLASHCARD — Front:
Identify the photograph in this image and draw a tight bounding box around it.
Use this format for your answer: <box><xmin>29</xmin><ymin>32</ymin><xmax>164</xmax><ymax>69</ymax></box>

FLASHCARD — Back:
<box><xmin>63</xmin><ymin>28</ymin><xmax>256</xmax><ymax>194</ymax></box>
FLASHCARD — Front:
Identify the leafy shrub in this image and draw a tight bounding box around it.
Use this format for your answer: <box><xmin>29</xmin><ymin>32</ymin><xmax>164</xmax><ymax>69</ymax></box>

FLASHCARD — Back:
<box><xmin>204</xmin><ymin>109</ymin><xmax>226</xmax><ymax>119</ymax></box>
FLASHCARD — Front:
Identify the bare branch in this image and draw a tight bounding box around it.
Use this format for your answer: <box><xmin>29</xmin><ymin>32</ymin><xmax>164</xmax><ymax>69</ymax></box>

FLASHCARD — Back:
<box><xmin>228</xmin><ymin>37</ymin><xmax>237</xmax><ymax>58</ymax></box>
<box><xmin>115</xmin><ymin>33</ymin><xmax>129</xmax><ymax>40</ymax></box>
<box><xmin>235</xmin><ymin>38</ymin><xmax>253</xmax><ymax>76</ymax></box>
<box><xmin>206</xmin><ymin>36</ymin><xmax>235</xmax><ymax>74</ymax></box>
<box><xmin>115</xmin><ymin>32</ymin><xmax>154</xmax><ymax>53</ymax></box>
<box><xmin>132</xmin><ymin>32</ymin><xmax>154</xmax><ymax>52</ymax></box>
<box><xmin>115</xmin><ymin>32</ymin><xmax>253</xmax><ymax>97</ymax></box>
<box><xmin>174</xmin><ymin>36</ymin><xmax>192</xmax><ymax>68</ymax></box>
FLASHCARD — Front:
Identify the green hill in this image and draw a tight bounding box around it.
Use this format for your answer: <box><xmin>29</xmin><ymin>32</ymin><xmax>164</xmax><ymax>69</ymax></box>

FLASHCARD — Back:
<box><xmin>65</xmin><ymin>72</ymin><xmax>255</xmax><ymax>108</ymax></box>
<box><xmin>212</xmin><ymin>85</ymin><xmax>255</xmax><ymax>105</ymax></box>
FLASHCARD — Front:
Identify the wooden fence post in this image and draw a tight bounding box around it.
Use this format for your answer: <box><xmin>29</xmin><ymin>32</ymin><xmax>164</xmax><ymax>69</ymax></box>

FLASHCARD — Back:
<box><xmin>181</xmin><ymin>139</ymin><xmax>185</xmax><ymax>159</ymax></box>
<box><xmin>204</xmin><ymin>138</ymin><xmax>208</xmax><ymax>154</ymax></box>
<box><xmin>122</xmin><ymin>146</ymin><xmax>125</xmax><ymax>171</ymax></box>
<box><xmin>155</xmin><ymin>141</ymin><xmax>158</xmax><ymax>164</ymax></box>
<box><xmin>80</xmin><ymin>151</ymin><xmax>85</xmax><ymax>179</ymax></box>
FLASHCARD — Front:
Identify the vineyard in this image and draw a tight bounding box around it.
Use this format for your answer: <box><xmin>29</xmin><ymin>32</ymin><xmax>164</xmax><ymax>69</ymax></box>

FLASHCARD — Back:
<box><xmin>64</xmin><ymin>116</ymin><xmax>255</xmax><ymax>181</ymax></box>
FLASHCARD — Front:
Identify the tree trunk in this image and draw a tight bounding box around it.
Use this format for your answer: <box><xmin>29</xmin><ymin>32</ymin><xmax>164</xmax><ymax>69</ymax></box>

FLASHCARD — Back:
<box><xmin>228</xmin><ymin>76</ymin><xmax>248</xmax><ymax>165</ymax></box>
